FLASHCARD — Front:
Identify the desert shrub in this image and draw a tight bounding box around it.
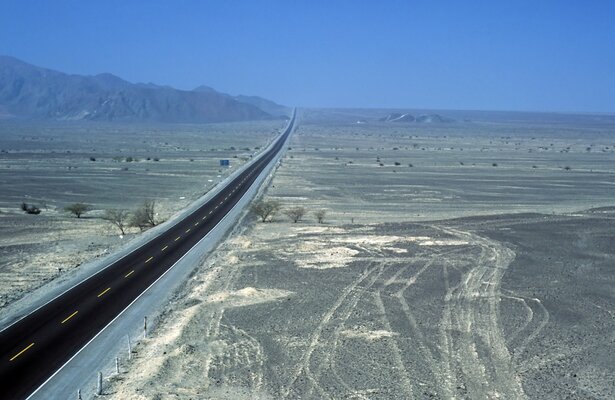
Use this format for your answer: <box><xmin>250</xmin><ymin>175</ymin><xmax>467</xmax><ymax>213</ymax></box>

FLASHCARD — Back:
<box><xmin>21</xmin><ymin>202</ymin><xmax>41</xmax><ymax>215</ymax></box>
<box><xmin>251</xmin><ymin>199</ymin><xmax>281</xmax><ymax>222</ymax></box>
<box><xmin>394</xmin><ymin>162</ymin><xmax>401</xmax><ymax>166</ymax></box>
<box><xmin>28</xmin><ymin>206</ymin><xmax>41</xmax><ymax>214</ymax></box>
<box><xmin>130</xmin><ymin>200</ymin><xmax>158</xmax><ymax>231</ymax></box>
<box><xmin>65</xmin><ymin>203</ymin><xmax>92</xmax><ymax>218</ymax></box>
<box><xmin>284</xmin><ymin>207</ymin><xmax>306</xmax><ymax>223</ymax></box>
<box><xmin>103</xmin><ymin>209</ymin><xmax>130</xmax><ymax>235</ymax></box>
<box><xmin>314</xmin><ymin>209</ymin><xmax>327</xmax><ymax>224</ymax></box>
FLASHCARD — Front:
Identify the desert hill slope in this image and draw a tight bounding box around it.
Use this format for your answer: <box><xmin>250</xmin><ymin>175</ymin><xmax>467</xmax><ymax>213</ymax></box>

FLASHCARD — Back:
<box><xmin>0</xmin><ymin>56</ymin><xmax>278</xmax><ymax>122</ymax></box>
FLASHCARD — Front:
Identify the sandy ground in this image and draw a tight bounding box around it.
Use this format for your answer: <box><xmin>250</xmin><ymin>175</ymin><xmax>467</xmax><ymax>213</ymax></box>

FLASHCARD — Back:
<box><xmin>0</xmin><ymin>120</ymin><xmax>279</xmax><ymax>310</ymax></box>
<box><xmin>101</xmin><ymin>111</ymin><xmax>615</xmax><ymax>399</ymax></box>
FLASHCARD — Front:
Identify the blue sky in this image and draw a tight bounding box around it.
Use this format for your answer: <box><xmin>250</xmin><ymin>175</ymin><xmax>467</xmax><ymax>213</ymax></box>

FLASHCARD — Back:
<box><xmin>1</xmin><ymin>0</ymin><xmax>614</xmax><ymax>112</ymax></box>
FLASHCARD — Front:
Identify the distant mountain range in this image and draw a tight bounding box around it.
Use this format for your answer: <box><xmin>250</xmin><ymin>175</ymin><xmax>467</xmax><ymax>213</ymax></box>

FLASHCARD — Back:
<box><xmin>193</xmin><ymin>85</ymin><xmax>290</xmax><ymax>118</ymax></box>
<box><xmin>0</xmin><ymin>56</ymin><xmax>290</xmax><ymax>123</ymax></box>
<box><xmin>379</xmin><ymin>112</ymin><xmax>453</xmax><ymax>123</ymax></box>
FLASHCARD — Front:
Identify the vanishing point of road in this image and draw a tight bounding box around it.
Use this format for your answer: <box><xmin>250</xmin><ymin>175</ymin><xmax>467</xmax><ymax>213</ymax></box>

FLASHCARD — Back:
<box><xmin>0</xmin><ymin>111</ymin><xmax>295</xmax><ymax>399</ymax></box>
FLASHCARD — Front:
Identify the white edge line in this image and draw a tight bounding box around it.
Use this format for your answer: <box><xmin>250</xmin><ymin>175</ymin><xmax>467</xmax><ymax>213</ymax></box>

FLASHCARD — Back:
<box><xmin>26</xmin><ymin>112</ymin><xmax>295</xmax><ymax>400</ymax></box>
<box><xmin>0</xmin><ymin>113</ymin><xmax>294</xmax><ymax>335</ymax></box>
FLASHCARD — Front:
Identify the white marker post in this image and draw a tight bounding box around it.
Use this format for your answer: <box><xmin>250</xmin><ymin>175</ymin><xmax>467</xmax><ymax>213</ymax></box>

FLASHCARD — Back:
<box><xmin>96</xmin><ymin>371</ymin><xmax>103</xmax><ymax>395</ymax></box>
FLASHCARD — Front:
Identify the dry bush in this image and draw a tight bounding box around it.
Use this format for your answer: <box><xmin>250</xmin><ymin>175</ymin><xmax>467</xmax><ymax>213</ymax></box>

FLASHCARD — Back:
<box><xmin>103</xmin><ymin>209</ymin><xmax>130</xmax><ymax>235</ymax></box>
<box><xmin>314</xmin><ymin>209</ymin><xmax>327</xmax><ymax>224</ymax></box>
<box><xmin>285</xmin><ymin>206</ymin><xmax>306</xmax><ymax>223</ymax></box>
<box><xmin>251</xmin><ymin>199</ymin><xmax>281</xmax><ymax>222</ymax></box>
<box><xmin>130</xmin><ymin>200</ymin><xmax>158</xmax><ymax>231</ymax></box>
<box><xmin>21</xmin><ymin>202</ymin><xmax>41</xmax><ymax>215</ymax></box>
<box><xmin>65</xmin><ymin>203</ymin><xmax>92</xmax><ymax>218</ymax></box>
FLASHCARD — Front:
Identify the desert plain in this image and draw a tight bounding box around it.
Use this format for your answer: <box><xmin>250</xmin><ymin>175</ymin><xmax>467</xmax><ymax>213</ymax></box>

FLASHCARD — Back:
<box><xmin>1</xmin><ymin>110</ymin><xmax>615</xmax><ymax>399</ymax></box>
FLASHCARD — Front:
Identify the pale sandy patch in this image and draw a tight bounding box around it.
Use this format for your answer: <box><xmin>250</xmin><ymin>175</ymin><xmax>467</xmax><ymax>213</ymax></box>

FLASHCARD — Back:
<box><xmin>291</xmin><ymin>226</ymin><xmax>346</xmax><ymax>234</ymax></box>
<box><xmin>383</xmin><ymin>247</ymin><xmax>408</xmax><ymax>253</ymax></box>
<box><xmin>341</xmin><ymin>328</ymin><xmax>399</xmax><ymax>341</ymax></box>
<box><xmin>108</xmin><ymin>304</ymin><xmax>201</xmax><ymax>398</ymax></box>
<box><xmin>206</xmin><ymin>287</ymin><xmax>293</xmax><ymax>307</ymax></box>
<box><xmin>230</xmin><ymin>235</ymin><xmax>252</xmax><ymax>249</ymax></box>
<box><xmin>418</xmin><ymin>239</ymin><xmax>468</xmax><ymax>246</ymax></box>
<box><xmin>405</xmin><ymin>236</ymin><xmax>433</xmax><ymax>242</ymax></box>
<box><xmin>294</xmin><ymin>245</ymin><xmax>360</xmax><ymax>269</ymax></box>
<box><xmin>332</xmin><ymin>235</ymin><xmax>404</xmax><ymax>245</ymax></box>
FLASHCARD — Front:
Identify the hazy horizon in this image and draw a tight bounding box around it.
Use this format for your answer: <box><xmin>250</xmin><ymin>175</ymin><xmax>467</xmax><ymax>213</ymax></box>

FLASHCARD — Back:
<box><xmin>1</xmin><ymin>1</ymin><xmax>614</xmax><ymax>113</ymax></box>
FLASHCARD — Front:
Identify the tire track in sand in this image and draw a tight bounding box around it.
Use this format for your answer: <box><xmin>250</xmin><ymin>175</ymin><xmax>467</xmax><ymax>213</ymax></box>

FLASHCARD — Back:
<box><xmin>436</xmin><ymin>225</ymin><xmax>526</xmax><ymax>399</ymax></box>
<box><xmin>281</xmin><ymin>264</ymin><xmax>382</xmax><ymax>398</ymax></box>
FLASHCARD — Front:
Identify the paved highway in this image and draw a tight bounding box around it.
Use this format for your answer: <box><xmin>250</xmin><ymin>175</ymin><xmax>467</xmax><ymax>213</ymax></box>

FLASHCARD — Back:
<box><xmin>0</xmin><ymin>111</ymin><xmax>295</xmax><ymax>399</ymax></box>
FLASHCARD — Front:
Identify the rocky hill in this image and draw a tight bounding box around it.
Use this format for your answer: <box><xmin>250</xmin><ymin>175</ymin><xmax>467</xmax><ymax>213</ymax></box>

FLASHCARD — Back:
<box><xmin>0</xmin><ymin>56</ymin><xmax>276</xmax><ymax>123</ymax></box>
<box><xmin>379</xmin><ymin>113</ymin><xmax>416</xmax><ymax>122</ymax></box>
<box><xmin>193</xmin><ymin>85</ymin><xmax>290</xmax><ymax>118</ymax></box>
<box><xmin>380</xmin><ymin>112</ymin><xmax>453</xmax><ymax>123</ymax></box>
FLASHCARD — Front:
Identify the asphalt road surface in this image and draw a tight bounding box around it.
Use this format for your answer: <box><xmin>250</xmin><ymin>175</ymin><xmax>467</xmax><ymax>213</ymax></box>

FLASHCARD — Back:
<box><xmin>0</xmin><ymin>111</ymin><xmax>295</xmax><ymax>399</ymax></box>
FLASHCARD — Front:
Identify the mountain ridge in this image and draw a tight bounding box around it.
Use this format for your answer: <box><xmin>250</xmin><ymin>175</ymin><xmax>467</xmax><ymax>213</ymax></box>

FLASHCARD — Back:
<box><xmin>0</xmin><ymin>56</ymin><xmax>285</xmax><ymax>123</ymax></box>
<box><xmin>193</xmin><ymin>85</ymin><xmax>290</xmax><ymax>118</ymax></box>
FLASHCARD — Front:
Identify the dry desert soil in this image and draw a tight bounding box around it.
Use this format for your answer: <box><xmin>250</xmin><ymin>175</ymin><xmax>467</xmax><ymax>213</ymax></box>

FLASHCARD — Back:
<box><xmin>2</xmin><ymin>110</ymin><xmax>615</xmax><ymax>399</ymax></box>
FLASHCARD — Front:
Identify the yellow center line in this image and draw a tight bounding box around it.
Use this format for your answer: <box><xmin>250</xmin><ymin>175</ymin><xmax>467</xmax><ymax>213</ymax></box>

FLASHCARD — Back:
<box><xmin>125</xmin><ymin>270</ymin><xmax>135</xmax><ymax>278</ymax></box>
<box><xmin>97</xmin><ymin>287</ymin><xmax>111</xmax><ymax>298</ymax></box>
<box><xmin>9</xmin><ymin>343</ymin><xmax>34</xmax><ymax>361</ymax></box>
<box><xmin>61</xmin><ymin>310</ymin><xmax>78</xmax><ymax>324</ymax></box>
<box><xmin>145</xmin><ymin>256</ymin><xmax>154</xmax><ymax>263</ymax></box>
<box><xmin>175</xmin><ymin>236</ymin><xmax>181</xmax><ymax>241</ymax></box>
<box><xmin>161</xmin><ymin>245</ymin><xmax>168</xmax><ymax>252</ymax></box>
<box><xmin>185</xmin><ymin>228</ymin><xmax>191</xmax><ymax>233</ymax></box>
